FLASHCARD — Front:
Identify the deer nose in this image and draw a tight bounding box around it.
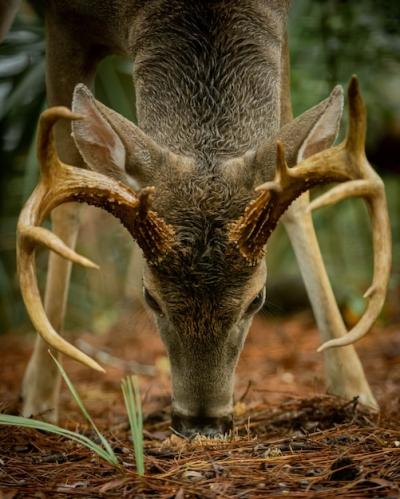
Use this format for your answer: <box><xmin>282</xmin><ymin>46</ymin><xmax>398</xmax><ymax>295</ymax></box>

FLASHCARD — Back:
<box><xmin>171</xmin><ymin>411</ymin><xmax>233</xmax><ymax>438</ymax></box>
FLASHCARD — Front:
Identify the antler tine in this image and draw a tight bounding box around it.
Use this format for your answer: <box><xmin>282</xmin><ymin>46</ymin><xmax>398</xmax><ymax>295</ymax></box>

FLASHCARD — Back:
<box><xmin>346</xmin><ymin>75</ymin><xmax>366</xmax><ymax>158</ymax></box>
<box><xmin>37</xmin><ymin>106</ymin><xmax>84</xmax><ymax>177</ymax></box>
<box><xmin>17</xmin><ymin>106</ymin><xmax>175</xmax><ymax>371</ymax></box>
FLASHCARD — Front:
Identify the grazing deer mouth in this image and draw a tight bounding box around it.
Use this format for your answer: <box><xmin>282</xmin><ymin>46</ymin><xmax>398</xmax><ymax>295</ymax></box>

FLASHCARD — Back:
<box><xmin>171</xmin><ymin>411</ymin><xmax>234</xmax><ymax>438</ymax></box>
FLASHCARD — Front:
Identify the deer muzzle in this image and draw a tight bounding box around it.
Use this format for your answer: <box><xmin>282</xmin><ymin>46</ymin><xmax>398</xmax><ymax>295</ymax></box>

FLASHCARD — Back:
<box><xmin>167</xmin><ymin>348</ymin><xmax>237</xmax><ymax>436</ymax></box>
<box><xmin>171</xmin><ymin>411</ymin><xmax>233</xmax><ymax>438</ymax></box>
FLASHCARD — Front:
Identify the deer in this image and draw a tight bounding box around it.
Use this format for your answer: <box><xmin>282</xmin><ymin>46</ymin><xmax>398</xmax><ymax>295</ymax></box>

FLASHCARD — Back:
<box><xmin>4</xmin><ymin>0</ymin><xmax>391</xmax><ymax>436</ymax></box>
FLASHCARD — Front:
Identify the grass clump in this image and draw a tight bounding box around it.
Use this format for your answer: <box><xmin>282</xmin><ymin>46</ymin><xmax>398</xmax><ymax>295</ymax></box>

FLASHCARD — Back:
<box><xmin>0</xmin><ymin>353</ymin><xmax>145</xmax><ymax>473</ymax></box>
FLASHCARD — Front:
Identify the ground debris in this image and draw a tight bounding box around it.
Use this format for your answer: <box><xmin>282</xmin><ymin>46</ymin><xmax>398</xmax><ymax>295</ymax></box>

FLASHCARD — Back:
<box><xmin>1</xmin><ymin>396</ymin><xmax>399</xmax><ymax>498</ymax></box>
<box><xmin>1</xmin><ymin>314</ymin><xmax>399</xmax><ymax>497</ymax></box>
<box><xmin>329</xmin><ymin>457</ymin><xmax>361</xmax><ymax>481</ymax></box>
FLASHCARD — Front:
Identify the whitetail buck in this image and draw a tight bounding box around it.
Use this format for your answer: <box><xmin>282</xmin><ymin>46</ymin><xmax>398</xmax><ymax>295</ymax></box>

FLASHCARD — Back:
<box><xmin>6</xmin><ymin>1</ymin><xmax>391</xmax><ymax>436</ymax></box>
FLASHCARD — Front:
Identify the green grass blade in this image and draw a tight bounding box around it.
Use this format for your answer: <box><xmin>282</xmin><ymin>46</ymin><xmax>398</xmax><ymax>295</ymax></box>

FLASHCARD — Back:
<box><xmin>133</xmin><ymin>377</ymin><xmax>143</xmax><ymax>463</ymax></box>
<box><xmin>134</xmin><ymin>377</ymin><xmax>143</xmax><ymax>436</ymax></box>
<box><xmin>121</xmin><ymin>375</ymin><xmax>145</xmax><ymax>475</ymax></box>
<box><xmin>122</xmin><ymin>379</ymin><xmax>140</xmax><ymax>471</ymax></box>
<box><xmin>50</xmin><ymin>352</ymin><xmax>118</xmax><ymax>465</ymax></box>
<box><xmin>0</xmin><ymin>414</ymin><xmax>116</xmax><ymax>465</ymax></box>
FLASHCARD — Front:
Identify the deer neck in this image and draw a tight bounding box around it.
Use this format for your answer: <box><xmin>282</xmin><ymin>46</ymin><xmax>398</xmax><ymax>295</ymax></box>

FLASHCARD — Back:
<box><xmin>131</xmin><ymin>2</ymin><xmax>289</xmax><ymax>165</ymax></box>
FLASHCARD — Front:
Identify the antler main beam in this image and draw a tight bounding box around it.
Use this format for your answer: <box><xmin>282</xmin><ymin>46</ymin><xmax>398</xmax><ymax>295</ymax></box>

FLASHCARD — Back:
<box><xmin>17</xmin><ymin>107</ymin><xmax>175</xmax><ymax>371</ymax></box>
<box><xmin>230</xmin><ymin>76</ymin><xmax>391</xmax><ymax>350</ymax></box>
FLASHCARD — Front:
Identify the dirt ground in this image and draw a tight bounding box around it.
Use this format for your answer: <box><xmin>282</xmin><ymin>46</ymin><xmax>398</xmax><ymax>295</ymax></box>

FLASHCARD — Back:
<box><xmin>0</xmin><ymin>309</ymin><xmax>399</xmax><ymax>498</ymax></box>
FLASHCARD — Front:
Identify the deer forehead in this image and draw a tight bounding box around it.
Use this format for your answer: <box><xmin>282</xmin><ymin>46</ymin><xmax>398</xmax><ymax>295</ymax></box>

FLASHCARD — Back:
<box><xmin>143</xmin><ymin>240</ymin><xmax>266</xmax><ymax>314</ymax></box>
<box><xmin>152</xmin><ymin>168</ymin><xmax>256</xmax><ymax>221</ymax></box>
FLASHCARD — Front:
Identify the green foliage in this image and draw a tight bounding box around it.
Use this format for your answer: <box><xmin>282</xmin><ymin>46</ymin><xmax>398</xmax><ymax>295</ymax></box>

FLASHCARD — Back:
<box><xmin>0</xmin><ymin>8</ymin><xmax>45</xmax><ymax>330</ymax></box>
<box><xmin>289</xmin><ymin>0</ymin><xmax>400</xmax><ymax>140</ymax></box>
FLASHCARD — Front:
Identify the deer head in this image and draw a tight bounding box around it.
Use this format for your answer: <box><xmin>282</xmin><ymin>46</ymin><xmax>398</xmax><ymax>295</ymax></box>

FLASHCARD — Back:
<box><xmin>17</xmin><ymin>77</ymin><xmax>390</xmax><ymax>436</ymax></box>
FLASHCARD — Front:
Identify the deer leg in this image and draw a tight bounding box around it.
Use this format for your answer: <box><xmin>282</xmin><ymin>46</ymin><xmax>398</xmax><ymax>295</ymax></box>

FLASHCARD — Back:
<box><xmin>21</xmin><ymin>15</ymin><xmax>99</xmax><ymax>422</ymax></box>
<box><xmin>125</xmin><ymin>243</ymin><xmax>146</xmax><ymax>311</ymax></box>
<box><xmin>282</xmin><ymin>192</ymin><xmax>378</xmax><ymax>409</ymax></box>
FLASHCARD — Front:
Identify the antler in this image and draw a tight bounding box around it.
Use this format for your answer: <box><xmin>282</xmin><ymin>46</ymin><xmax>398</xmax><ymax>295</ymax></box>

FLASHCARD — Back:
<box><xmin>17</xmin><ymin>106</ymin><xmax>175</xmax><ymax>371</ymax></box>
<box><xmin>230</xmin><ymin>76</ymin><xmax>391</xmax><ymax>350</ymax></box>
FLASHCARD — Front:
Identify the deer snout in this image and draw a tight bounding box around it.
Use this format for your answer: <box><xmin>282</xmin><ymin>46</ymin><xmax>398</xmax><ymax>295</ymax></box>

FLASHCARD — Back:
<box><xmin>171</xmin><ymin>411</ymin><xmax>233</xmax><ymax>438</ymax></box>
<box><xmin>169</xmin><ymin>363</ymin><xmax>235</xmax><ymax>437</ymax></box>
<box><xmin>159</xmin><ymin>317</ymin><xmax>250</xmax><ymax>437</ymax></box>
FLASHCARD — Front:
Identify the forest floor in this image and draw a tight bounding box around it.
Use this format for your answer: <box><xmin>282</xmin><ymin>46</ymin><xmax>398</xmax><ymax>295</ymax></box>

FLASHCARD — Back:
<box><xmin>0</xmin><ymin>309</ymin><xmax>399</xmax><ymax>498</ymax></box>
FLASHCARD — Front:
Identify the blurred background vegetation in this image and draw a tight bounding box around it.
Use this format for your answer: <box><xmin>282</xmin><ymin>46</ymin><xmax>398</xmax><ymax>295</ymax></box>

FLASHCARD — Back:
<box><xmin>0</xmin><ymin>0</ymin><xmax>399</xmax><ymax>335</ymax></box>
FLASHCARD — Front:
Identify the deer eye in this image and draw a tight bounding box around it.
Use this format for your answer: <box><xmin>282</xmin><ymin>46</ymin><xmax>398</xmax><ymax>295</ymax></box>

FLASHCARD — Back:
<box><xmin>246</xmin><ymin>288</ymin><xmax>266</xmax><ymax>315</ymax></box>
<box><xmin>143</xmin><ymin>288</ymin><xmax>163</xmax><ymax>316</ymax></box>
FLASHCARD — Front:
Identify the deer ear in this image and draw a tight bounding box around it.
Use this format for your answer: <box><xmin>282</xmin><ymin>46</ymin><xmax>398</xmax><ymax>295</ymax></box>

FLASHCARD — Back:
<box><xmin>274</xmin><ymin>85</ymin><xmax>344</xmax><ymax>167</ymax></box>
<box><xmin>296</xmin><ymin>85</ymin><xmax>344</xmax><ymax>162</ymax></box>
<box><xmin>223</xmin><ymin>86</ymin><xmax>344</xmax><ymax>185</ymax></box>
<box><xmin>72</xmin><ymin>84</ymin><xmax>127</xmax><ymax>182</ymax></box>
<box><xmin>72</xmin><ymin>84</ymin><xmax>165</xmax><ymax>188</ymax></box>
